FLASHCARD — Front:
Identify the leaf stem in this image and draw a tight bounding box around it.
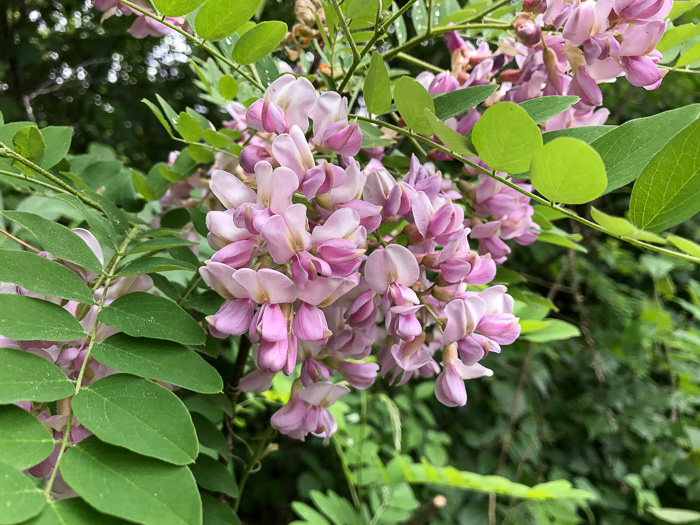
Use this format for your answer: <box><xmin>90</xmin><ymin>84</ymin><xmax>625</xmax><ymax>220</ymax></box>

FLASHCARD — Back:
<box><xmin>351</xmin><ymin>114</ymin><xmax>700</xmax><ymax>264</ymax></box>
<box><xmin>330</xmin><ymin>0</ymin><xmax>361</xmax><ymax>64</ymax></box>
<box><xmin>116</xmin><ymin>0</ymin><xmax>264</xmax><ymax>92</ymax></box>
<box><xmin>0</xmin><ymin>141</ymin><xmax>103</xmax><ymax>213</ymax></box>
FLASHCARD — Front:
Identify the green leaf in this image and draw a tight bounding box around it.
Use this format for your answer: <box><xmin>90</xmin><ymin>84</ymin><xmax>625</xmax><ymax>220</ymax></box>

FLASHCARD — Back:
<box><xmin>232</xmin><ymin>21</ymin><xmax>288</xmax><ymax>65</ymax></box>
<box><xmin>292</xmin><ymin>502</ymin><xmax>331</xmax><ymax>525</ymax></box>
<box><xmin>143</xmin><ymin>99</ymin><xmax>175</xmax><ymax>137</ymax></box>
<box><xmin>190</xmin><ymin>455</ymin><xmax>238</xmax><ymax>497</ymax></box>
<box><xmin>0</xmin><ymin>348</ymin><xmax>74</xmax><ymax>404</ymax></box>
<box><xmin>0</xmin><ymin>211</ymin><xmax>102</xmax><ymax>274</ymax></box>
<box><xmin>128</xmin><ymin>235</ymin><xmax>197</xmax><ymax>254</ymax></box>
<box><xmin>0</xmin><ymin>461</ymin><xmax>45</xmax><ymax>524</ymax></box>
<box><xmin>12</xmin><ymin>126</ymin><xmax>45</xmax><ymax>173</ymax></box>
<box><xmin>668</xmin><ymin>0</ymin><xmax>700</xmax><ymax>19</ymax></box>
<box><xmin>195</xmin><ymin>0</ymin><xmax>263</xmax><ymax>41</ymax></box>
<box><xmin>472</xmin><ymin>102</ymin><xmax>543</xmax><ymax>174</ymax></box>
<box><xmin>118</xmin><ymin>257</ymin><xmax>197</xmax><ymax>276</ymax></box>
<box><xmin>530</xmin><ymin>137</ymin><xmax>606</xmax><ymax>204</ymax></box>
<box><xmin>61</xmin><ymin>437</ymin><xmax>202</xmax><ymax>525</ymax></box>
<box><xmin>519</xmin><ymin>96</ymin><xmax>579</xmax><ymax>124</ymax></box>
<box><xmin>590</xmin><ymin>207</ymin><xmax>667</xmax><ymax>244</ymax></box>
<box><xmin>97</xmin><ymin>292</ymin><xmax>205</xmax><ymax>345</ymax></box>
<box><xmin>0</xmin><ymin>295</ymin><xmax>86</xmax><ymax>341</ymax></box>
<box><xmin>657</xmin><ymin>23</ymin><xmax>700</xmax><ymax>53</ymax></box>
<box><xmin>424</xmin><ymin>109</ymin><xmax>475</xmax><ymax>155</ymax></box>
<box><xmin>522</xmin><ymin>319</ymin><xmax>581</xmax><ymax>342</ymax></box>
<box><xmin>630</xmin><ymin>118</ymin><xmax>700</xmax><ymax>232</ymax></box>
<box><xmin>0</xmin><ymin>250</ymin><xmax>94</xmax><ymax>304</ymax></box>
<box><xmin>593</xmin><ymin>104</ymin><xmax>700</xmax><ymax>193</ymax></box>
<box><xmin>40</xmin><ymin>126</ymin><xmax>72</xmax><ymax>169</ymax></box>
<box><xmin>394</xmin><ymin>76</ymin><xmax>435</xmax><ymax>136</ymax></box>
<box><xmin>543</xmin><ymin>125</ymin><xmax>615</xmax><ymax>144</ymax></box>
<box><xmin>0</xmin><ymin>405</ymin><xmax>54</xmax><ymax>470</ymax></box>
<box><xmin>72</xmin><ymin>374</ymin><xmax>199</xmax><ymax>465</ymax></box>
<box><xmin>202</xmin><ymin>494</ymin><xmax>241</xmax><ymax>525</ymax></box>
<box><xmin>677</xmin><ymin>39</ymin><xmax>700</xmax><ymax>67</ymax></box>
<box><xmin>668</xmin><ymin>235</ymin><xmax>700</xmax><ymax>257</ymax></box>
<box><xmin>24</xmin><ymin>498</ymin><xmax>133</xmax><ymax>525</ymax></box>
<box><xmin>364</xmin><ymin>52</ymin><xmax>392</xmax><ymax>115</ymax></box>
<box><xmin>177</xmin><ymin>112</ymin><xmax>204</xmax><ymax>142</ymax></box>
<box><xmin>433</xmin><ymin>85</ymin><xmax>498</xmax><ymax>121</ymax></box>
<box><xmin>647</xmin><ymin>508</ymin><xmax>700</xmax><ymax>524</ymax></box>
<box><xmin>92</xmin><ymin>334</ymin><xmax>222</xmax><ymax>394</ymax></box>
<box><xmin>191</xmin><ymin>413</ymin><xmax>228</xmax><ymax>457</ymax></box>
<box><xmin>218</xmin><ymin>75</ymin><xmax>238</xmax><ymax>100</ymax></box>
<box><xmin>392</xmin><ymin>3</ymin><xmax>407</xmax><ymax>44</ymax></box>
<box><xmin>153</xmin><ymin>0</ymin><xmax>204</xmax><ymax>16</ymax></box>
<box><xmin>412</xmin><ymin>0</ymin><xmax>428</xmax><ymax>34</ymax></box>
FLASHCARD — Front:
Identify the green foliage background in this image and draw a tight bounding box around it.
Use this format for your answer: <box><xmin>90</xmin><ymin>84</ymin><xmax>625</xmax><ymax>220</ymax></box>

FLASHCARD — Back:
<box><xmin>1</xmin><ymin>1</ymin><xmax>700</xmax><ymax>524</ymax></box>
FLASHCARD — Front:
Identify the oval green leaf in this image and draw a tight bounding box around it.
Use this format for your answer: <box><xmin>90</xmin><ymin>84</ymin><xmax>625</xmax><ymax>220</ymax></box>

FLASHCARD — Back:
<box><xmin>0</xmin><ymin>461</ymin><xmax>45</xmax><ymax>524</ymax></box>
<box><xmin>668</xmin><ymin>235</ymin><xmax>700</xmax><ymax>257</ymax></box>
<box><xmin>472</xmin><ymin>102</ymin><xmax>543</xmax><ymax>174</ymax></box>
<box><xmin>232</xmin><ymin>21</ymin><xmax>288</xmax><ymax>65</ymax></box>
<box><xmin>218</xmin><ymin>75</ymin><xmax>238</xmax><ymax>100</ymax></box>
<box><xmin>364</xmin><ymin>52</ymin><xmax>392</xmax><ymax>115</ymax></box>
<box><xmin>530</xmin><ymin>137</ymin><xmax>607</xmax><ymax>204</ymax></box>
<box><xmin>72</xmin><ymin>374</ymin><xmax>199</xmax><ymax>465</ymax></box>
<box><xmin>23</xmin><ymin>498</ymin><xmax>132</xmax><ymax>525</ymax></box>
<box><xmin>630</xmin><ymin>118</ymin><xmax>700</xmax><ymax>232</ymax></box>
<box><xmin>0</xmin><ymin>295</ymin><xmax>86</xmax><ymax>342</ymax></box>
<box><xmin>153</xmin><ymin>0</ymin><xmax>204</xmax><ymax>16</ymax></box>
<box><xmin>13</xmin><ymin>125</ymin><xmax>45</xmax><ymax>171</ymax></box>
<box><xmin>0</xmin><ymin>405</ymin><xmax>54</xmax><ymax>470</ymax></box>
<box><xmin>195</xmin><ymin>0</ymin><xmax>263</xmax><ymax>41</ymax></box>
<box><xmin>433</xmin><ymin>84</ymin><xmax>498</xmax><ymax>120</ymax></box>
<box><xmin>0</xmin><ymin>211</ymin><xmax>102</xmax><ymax>274</ymax></box>
<box><xmin>0</xmin><ymin>348</ymin><xmax>74</xmax><ymax>404</ymax></box>
<box><xmin>61</xmin><ymin>437</ymin><xmax>202</xmax><ymax>525</ymax></box>
<box><xmin>518</xmin><ymin>96</ymin><xmax>579</xmax><ymax>124</ymax></box>
<box><xmin>177</xmin><ymin>112</ymin><xmax>203</xmax><ymax>142</ymax></box>
<box><xmin>40</xmin><ymin>126</ymin><xmax>72</xmax><ymax>169</ymax></box>
<box><xmin>424</xmin><ymin>109</ymin><xmax>476</xmax><ymax>156</ymax></box>
<box><xmin>92</xmin><ymin>334</ymin><xmax>222</xmax><ymax>394</ymax></box>
<box><xmin>0</xmin><ymin>250</ymin><xmax>94</xmax><ymax>304</ymax></box>
<box><xmin>97</xmin><ymin>292</ymin><xmax>205</xmax><ymax>345</ymax></box>
<box><xmin>394</xmin><ymin>76</ymin><xmax>435</xmax><ymax>136</ymax></box>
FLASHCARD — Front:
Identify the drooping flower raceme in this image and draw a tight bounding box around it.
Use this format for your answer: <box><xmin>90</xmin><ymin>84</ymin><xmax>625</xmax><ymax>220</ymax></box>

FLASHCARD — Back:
<box><xmin>199</xmin><ymin>75</ymin><xmax>523</xmax><ymax>440</ymax></box>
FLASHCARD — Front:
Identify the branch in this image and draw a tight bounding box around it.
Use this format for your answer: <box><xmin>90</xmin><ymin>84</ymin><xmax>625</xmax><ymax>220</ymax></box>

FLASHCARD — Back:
<box><xmin>351</xmin><ymin>115</ymin><xmax>700</xmax><ymax>264</ymax></box>
<box><xmin>117</xmin><ymin>0</ymin><xmax>264</xmax><ymax>92</ymax></box>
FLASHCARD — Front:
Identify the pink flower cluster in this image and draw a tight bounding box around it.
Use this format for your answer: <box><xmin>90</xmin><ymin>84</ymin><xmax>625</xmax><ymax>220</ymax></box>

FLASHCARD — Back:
<box><xmin>0</xmin><ymin>231</ymin><xmax>153</xmax><ymax>495</ymax></box>
<box><xmin>200</xmin><ymin>75</ymin><xmax>522</xmax><ymax>440</ymax></box>
<box><xmin>93</xmin><ymin>0</ymin><xmax>188</xmax><ymax>38</ymax></box>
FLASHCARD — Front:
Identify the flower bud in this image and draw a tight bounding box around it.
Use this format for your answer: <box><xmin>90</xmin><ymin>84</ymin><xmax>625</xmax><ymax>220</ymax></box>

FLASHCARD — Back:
<box><xmin>522</xmin><ymin>0</ymin><xmax>546</xmax><ymax>14</ymax></box>
<box><xmin>514</xmin><ymin>17</ymin><xmax>541</xmax><ymax>47</ymax></box>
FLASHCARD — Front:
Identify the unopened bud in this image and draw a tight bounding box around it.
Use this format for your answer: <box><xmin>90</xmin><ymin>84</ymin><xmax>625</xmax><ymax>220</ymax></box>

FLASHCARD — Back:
<box><xmin>522</xmin><ymin>0</ymin><xmax>546</xmax><ymax>14</ymax></box>
<box><xmin>514</xmin><ymin>17</ymin><xmax>542</xmax><ymax>47</ymax></box>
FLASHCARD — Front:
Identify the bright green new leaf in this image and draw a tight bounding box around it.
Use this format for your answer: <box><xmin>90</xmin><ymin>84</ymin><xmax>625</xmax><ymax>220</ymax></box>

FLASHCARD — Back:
<box><xmin>630</xmin><ymin>118</ymin><xmax>700</xmax><ymax>232</ymax></box>
<box><xmin>72</xmin><ymin>374</ymin><xmax>199</xmax><ymax>465</ymax></box>
<box><xmin>153</xmin><ymin>0</ymin><xmax>204</xmax><ymax>16</ymax></box>
<box><xmin>394</xmin><ymin>76</ymin><xmax>435</xmax><ymax>136</ymax></box>
<box><xmin>61</xmin><ymin>437</ymin><xmax>202</xmax><ymax>525</ymax></box>
<box><xmin>590</xmin><ymin>207</ymin><xmax>667</xmax><ymax>244</ymax></box>
<box><xmin>433</xmin><ymin>84</ymin><xmax>498</xmax><ymax>120</ymax></box>
<box><xmin>97</xmin><ymin>292</ymin><xmax>206</xmax><ymax>345</ymax></box>
<box><xmin>0</xmin><ymin>249</ymin><xmax>94</xmax><ymax>304</ymax></box>
<box><xmin>0</xmin><ymin>211</ymin><xmax>103</xmax><ymax>273</ymax></box>
<box><xmin>668</xmin><ymin>0</ymin><xmax>700</xmax><ymax>19</ymax></box>
<box><xmin>0</xmin><ymin>405</ymin><xmax>54</xmax><ymax>470</ymax></box>
<box><xmin>92</xmin><ymin>333</ymin><xmax>223</xmax><ymax>393</ymax></box>
<box><xmin>519</xmin><ymin>96</ymin><xmax>579</xmax><ymax>124</ymax></box>
<box><xmin>530</xmin><ymin>137</ymin><xmax>606</xmax><ymax>204</ymax></box>
<box><xmin>412</xmin><ymin>0</ymin><xmax>428</xmax><ymax>33</ymax></box>
<box><xmin>12</xmin><ymin>125</ymin><xmax>45</xmax><ymax>173</ymax></box>
<box><xmin>423</xmin><ymin>109</ymin><xmax>475</xmax><ymax>155</ymax></box>
<box><xmin>657</xmin><ymin>23</ymin><xmax>700</xmax><ymax>53</ymax></box>
<box><xmin>232</xmin><ymin>22</ymin><xmax>288</xmax><ymax>65</ymax></box>
<box><xmin>190</xmin><ymin>454</ymin><xmax>239</xmax><ymax>497</ymax></box>
<box><xmin>593</xmin><ymin>104</ymin><xmax>700</xmax><ymax>193</ymax></box>
<box><xmin>523</xmin><ymin>319</ymin><xmax>581</xmax><ymax>343</ymax></box>
<box><xmin>0</xmin><ymin>295</ymin><xmax>86</xmax><ymax>342</ymax></box>
<box><xmin>23</xmin><ymin>498</ymin><xmax>132</xmax><ymax>525</ymax></box>
<box><xmin>472</xmin><ymin>102</ymin><xmax>543</xmax><ymax>174</ymax></box>
<box><xmin>677</xmin><ymin>39</ymin><xmax>700</xmax><ymax>67</ymax></box>
<box><xmin>218</xmin><ymin>74</ymin><xmax>238</xmax><ymax>100</ymax></box>
<box><xmin>0</xmin><ymin>348</ymin><xmax>74</xmax><ymax>404</ymax></box>
<box><xmin>0</xmin><ymin>461</ymin><xmax>45</xmax><ymax>524</ymax></box>
<box><xmin>195</xmin><ymin>0</ymin><xmax>263</xmax><ymax>41</ymax></box>
<box><xmin>177</xmin><ymin>112</ymin><xmax>203</xmax><ymax>142</ymax></box>
<box><xmin>647</xmin><ymin>508</ymin><xmax>700</xmax><ymax>524</ymax></box>
<box><xmin>668</xmin><ymin>235</ymin><xmax>700</xmax><ymax>257</ymax></box>
<box><xmin>364</xmin><ymin>52</ymin><xmax>392</xmax><ymax>115</ymax></box>
<box><xmin>40</xmin><ymin>126</ymin><xmax>72</xmax><ymax>169</ymax></box>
